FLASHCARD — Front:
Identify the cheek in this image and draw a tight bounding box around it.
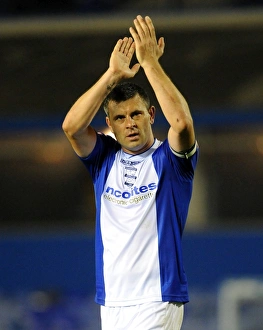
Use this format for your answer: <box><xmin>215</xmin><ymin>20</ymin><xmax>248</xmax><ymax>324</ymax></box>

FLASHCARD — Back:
<box><xmin>143</xmin><ymin>121</ymin><xmax>152</xmax><ymax>133</ymax></box>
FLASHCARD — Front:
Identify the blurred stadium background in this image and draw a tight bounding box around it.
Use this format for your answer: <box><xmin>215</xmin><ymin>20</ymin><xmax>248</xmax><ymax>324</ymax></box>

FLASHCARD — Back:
<box><xmin>1</xmin><ymin>1</ymin><xmax>263</xmax><ymax>329</ymax></box>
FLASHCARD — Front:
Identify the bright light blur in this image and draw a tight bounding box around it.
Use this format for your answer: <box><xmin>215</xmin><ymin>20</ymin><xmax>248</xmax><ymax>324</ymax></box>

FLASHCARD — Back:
<box><xmin>102</xmin><ymin>127</ymin><xmax>116</xmax><ymax>139</ymax></box>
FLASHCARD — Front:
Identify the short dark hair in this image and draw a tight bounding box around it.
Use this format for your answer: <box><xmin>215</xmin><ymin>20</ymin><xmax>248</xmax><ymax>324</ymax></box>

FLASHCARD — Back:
<box><xmin>103</xmin><ymin>82</ymin><xmax>150</xmax><ymax>115</ymax></box>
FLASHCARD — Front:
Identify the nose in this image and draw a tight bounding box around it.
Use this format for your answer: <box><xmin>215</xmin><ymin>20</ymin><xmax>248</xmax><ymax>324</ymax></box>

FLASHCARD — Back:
<box><xmin>126</xmin><ymin>116</ymin><xmax>136</xmax><ymax>128</ymax></box>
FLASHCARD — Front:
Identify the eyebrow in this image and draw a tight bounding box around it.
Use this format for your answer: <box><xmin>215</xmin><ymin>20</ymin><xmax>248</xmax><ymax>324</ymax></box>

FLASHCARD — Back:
<box><xmin>112</xmin><ymin>110</ymin><xmax>143</xmax><ymax>121</ymax></box>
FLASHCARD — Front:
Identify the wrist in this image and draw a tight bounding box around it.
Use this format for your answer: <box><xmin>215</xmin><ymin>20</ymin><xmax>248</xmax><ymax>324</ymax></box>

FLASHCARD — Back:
<box><xmin>142</xmin><ymin>62</ymin><xmax>163</xmax><ymax>78</ymax></box>
<box><xmin>107</xmin><ymin>67</ymin><xmax>125</xmax><ymax>82</ymax></box>
<box><xmin>141</xmin><ymin>59</ymin><xmax>161</xmax><ymax>71</ymax></box>
<box><xmin>103</xmin><ymin>68</ymin><xmax>123</xmax><ymax>92</ymax></box>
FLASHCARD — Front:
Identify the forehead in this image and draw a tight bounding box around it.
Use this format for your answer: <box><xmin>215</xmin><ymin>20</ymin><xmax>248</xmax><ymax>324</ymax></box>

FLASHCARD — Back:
<box><xmin>107</xmin><ymin>94</ymin><xmax>148</xmax><ymax>115</ymax></box>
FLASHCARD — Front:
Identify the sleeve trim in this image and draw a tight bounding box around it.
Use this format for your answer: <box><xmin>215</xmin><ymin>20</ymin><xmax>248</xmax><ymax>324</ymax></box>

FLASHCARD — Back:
<box><xmin>170</xmin><ymin>141</ymin><xmax>198</xmax><ymax>159</ymax></box>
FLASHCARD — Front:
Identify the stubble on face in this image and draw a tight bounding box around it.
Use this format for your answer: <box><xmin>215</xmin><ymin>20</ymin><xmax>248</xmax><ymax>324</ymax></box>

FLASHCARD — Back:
<box><xmin>106</xmin><ymin>96</ymin><xmax>155</xmax><ymax>154</ymax></box>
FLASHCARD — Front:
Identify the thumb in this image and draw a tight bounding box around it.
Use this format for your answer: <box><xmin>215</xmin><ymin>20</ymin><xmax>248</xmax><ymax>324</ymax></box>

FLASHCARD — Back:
<box><xmin>131</xmin><ymin>63</ymin><xmax>141</xmax><ymax>75</ymax></box>
<box><xmin>158</xmin><ymin>37</ymin><xmax>165</xmax><ymax>52</ymax></box>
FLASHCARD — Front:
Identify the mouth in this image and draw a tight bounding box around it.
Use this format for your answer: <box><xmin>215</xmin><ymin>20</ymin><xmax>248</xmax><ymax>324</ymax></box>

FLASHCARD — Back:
<box><xmin>126</xmin><ymin>132</ymin><xmax>139</xmax><ymax>140</ymax></box>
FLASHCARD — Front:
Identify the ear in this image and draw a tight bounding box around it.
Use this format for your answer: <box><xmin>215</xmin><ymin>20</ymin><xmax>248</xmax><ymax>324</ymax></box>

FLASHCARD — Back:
<box><xmin>148</xmin><ymin>106</ymin><xmax>155</xmax><ymax>124</ymax></box>
<box><xmin>106</xmin><ymin>116</ymin><xmax>114</xmax><ymax>133</ymax></box>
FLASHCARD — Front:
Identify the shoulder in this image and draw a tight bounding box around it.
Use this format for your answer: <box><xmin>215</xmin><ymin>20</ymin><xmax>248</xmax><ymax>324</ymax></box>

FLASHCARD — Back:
<box><xmin>153</xmin><ymin>139</ymin><xmax>199</xmax><ymax>177</ymax></box>
<box><xmin>81</xmin><ymin>132</ymin><xmax>120</xmax><ymax>161</ymax></box>
<box><xmin>79</xmin><ymin>133</ymin><xmax>121</xmax><ymax>180</ymax></box>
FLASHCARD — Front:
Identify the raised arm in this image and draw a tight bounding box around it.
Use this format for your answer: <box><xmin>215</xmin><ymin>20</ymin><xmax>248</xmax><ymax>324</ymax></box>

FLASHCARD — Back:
<box><xmin>62</xmin><ymin>37</ymin><xmax>140</xmax><ymax>157</ymax></box>
<box><xmin>129</xmin><ymin>15</ymin><xmax>195</xmax><ymax>153</ymax></box>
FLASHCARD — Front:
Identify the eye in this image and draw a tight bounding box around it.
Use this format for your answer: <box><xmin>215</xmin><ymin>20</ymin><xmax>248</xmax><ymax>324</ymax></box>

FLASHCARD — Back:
<box><xmin>115</xmin><ymin>115</ymin><xmax>125</xmax><ymax>122</ymax></box>
<box><xmin>131</xmin><ymin>111</ymin><xmax>142</xmax><ymax>120</ymax></box>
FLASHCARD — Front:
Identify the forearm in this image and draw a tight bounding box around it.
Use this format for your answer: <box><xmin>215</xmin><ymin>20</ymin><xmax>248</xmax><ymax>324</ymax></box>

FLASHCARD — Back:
<box><xmin>143</xmin><ymin>61</ymin><xmax>193</xmax><ymax>134</ymax></box>
<box><xmin>62</xmin><ymin>68</ymin><xmax>121</xmax><ymax>137</ymax></box>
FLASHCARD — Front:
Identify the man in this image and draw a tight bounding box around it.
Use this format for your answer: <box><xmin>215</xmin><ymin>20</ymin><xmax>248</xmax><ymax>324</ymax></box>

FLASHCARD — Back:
<box><xmin>63</xmin><ymin>15</ymin><xmax>198</xmax><ymax>330</ymax></box>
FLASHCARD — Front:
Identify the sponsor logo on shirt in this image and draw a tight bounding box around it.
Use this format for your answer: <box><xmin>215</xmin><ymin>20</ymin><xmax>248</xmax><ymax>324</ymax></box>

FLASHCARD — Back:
<box><xmin>103</xmin><ymin>183</ymin><xmax>157</xmax><ymax>205</ymax></box>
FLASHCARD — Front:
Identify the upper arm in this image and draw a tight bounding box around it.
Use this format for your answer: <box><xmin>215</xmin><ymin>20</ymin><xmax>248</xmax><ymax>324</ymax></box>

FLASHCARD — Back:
<box><xmin>64</xmin><ymin>126</ymin><xmax>97</xmax><ymax>158</ymax></box>
<box><xmin>167</xmin><ymin>118</ymin><xmax>196</xmax><ymax>153</ymax></box>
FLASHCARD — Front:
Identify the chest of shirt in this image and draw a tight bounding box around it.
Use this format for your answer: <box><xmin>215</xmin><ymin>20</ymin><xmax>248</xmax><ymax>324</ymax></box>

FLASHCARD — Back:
<box><xmin>103</xmin><ymin>152</ymin><xmax>159</xmax><ymax>201</ymax></box>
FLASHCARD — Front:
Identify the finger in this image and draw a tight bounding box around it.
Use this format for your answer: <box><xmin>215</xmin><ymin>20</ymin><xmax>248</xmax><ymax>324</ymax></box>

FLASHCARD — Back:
<box><xmin>113</xmin><ymin>39</ymin><xmax>123</xmax><ymax>52</ymax></box>
<box><xmin>126</xmin><ymin>39</ymin><xmax>135</xmax><ymax>58</ymax></box>
<box><xmin>129</xmin><ymin>26</ymin><xmax>140</xmax><ymax>43</ymax></box>
<box><xmin>124</xmin><ymin>37</ymin><xmax>133</xmax><ymax>56</ymax></box>
<box><xmin>119</xmin><ymin>37</ymin><xmax>129</xmax><ymax>53</ymax></box>
<box><xmin>145</xmin><ymin>16</ymin><xmax>156</xmax><ymax>39</ymax></box>
<box><xmin>133</xmin><ymin>15</ymin><xmax>148</xmax><ymax>39</ymax></box>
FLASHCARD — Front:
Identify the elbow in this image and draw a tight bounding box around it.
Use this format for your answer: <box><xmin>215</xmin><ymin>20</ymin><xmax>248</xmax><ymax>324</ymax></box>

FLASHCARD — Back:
<box><xmin>176</xmin><ymin>116</ymin><xmax>193</xmax><ymax>134</ymax></box>
<box><xmin>62</xmin><ymin>118</ymin><xmax>76</xmax><ymax>138</ymax></box>
<box><xmin>62</xmin><ymin>116</ymin><xmax>90</xmax><ymax>140</ymax></box>
<box><xmin>62</xmin><ymin>119</ymin><xmax>70</xmax><ymax>135</ymax></box>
